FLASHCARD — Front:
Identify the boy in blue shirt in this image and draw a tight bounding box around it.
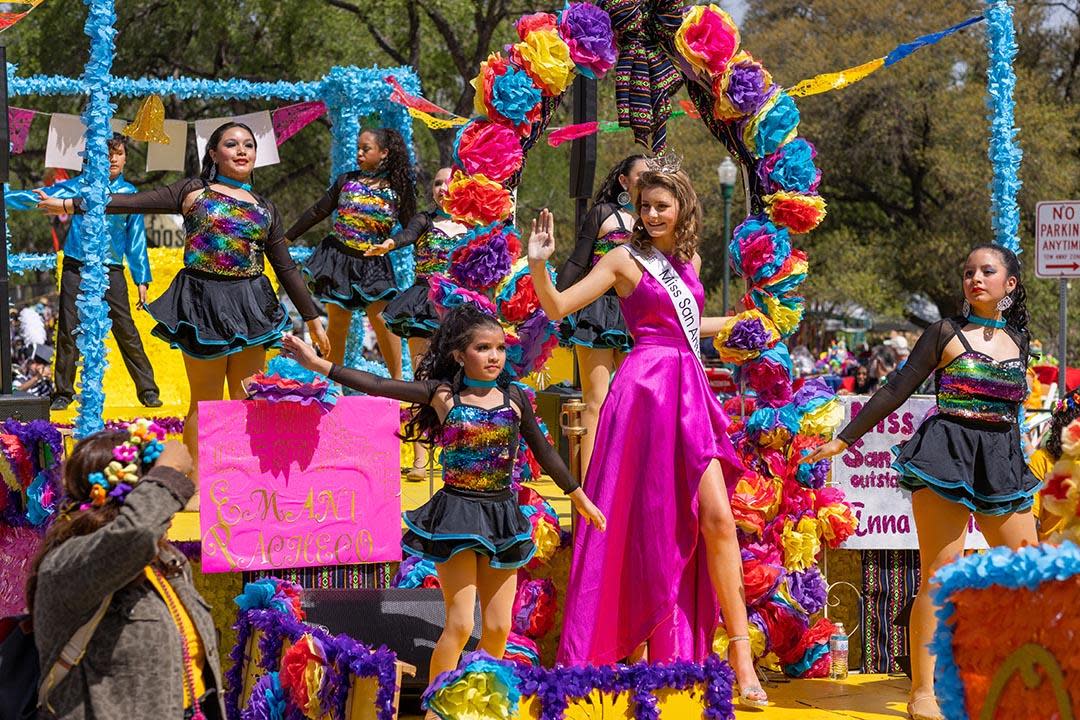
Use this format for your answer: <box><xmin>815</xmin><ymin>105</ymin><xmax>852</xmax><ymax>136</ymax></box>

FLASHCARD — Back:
<box><xmin>8</xmin><ymin>134</ymin><xmax>161</xmax><ymax>410</ymax></box>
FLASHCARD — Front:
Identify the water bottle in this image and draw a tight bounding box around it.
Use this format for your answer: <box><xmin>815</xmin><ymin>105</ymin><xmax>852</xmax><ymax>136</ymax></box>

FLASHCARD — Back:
<box><xmin>829</xmin><ymin>622</ymin><xmax>849</xmax><ymax>680</ymax></box>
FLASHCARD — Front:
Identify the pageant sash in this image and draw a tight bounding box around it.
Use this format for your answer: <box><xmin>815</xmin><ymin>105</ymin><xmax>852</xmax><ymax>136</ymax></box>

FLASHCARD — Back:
<box><xmin>626</xmin><ymin>244</ymin><xmax>703</xmax><ymax>368</ymax></box>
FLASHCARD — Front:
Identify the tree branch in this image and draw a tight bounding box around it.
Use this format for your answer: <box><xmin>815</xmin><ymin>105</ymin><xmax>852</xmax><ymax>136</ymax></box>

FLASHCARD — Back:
<box><xmin>417</xmin><ymin>0</ymin><xmax>470</xmax><ymax>79</ymax></box>
<box><xmin>323</xmin><ymin>0</ymin><xmax>409</xmax><ymax>66</ymax></box>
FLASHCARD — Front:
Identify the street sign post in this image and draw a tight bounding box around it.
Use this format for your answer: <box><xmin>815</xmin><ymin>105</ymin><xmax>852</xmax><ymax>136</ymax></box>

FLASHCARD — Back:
<box><xmin>1036</xmin><ymin>200</ymin><xmax>1080</xmax><ymax>397</ymax></box>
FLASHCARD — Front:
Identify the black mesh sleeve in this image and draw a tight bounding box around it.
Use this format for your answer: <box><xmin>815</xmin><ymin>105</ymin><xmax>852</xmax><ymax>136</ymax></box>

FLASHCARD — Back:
<box><xmin>284</xmin><ymin>174</ymin><xmax>345</xmax><ymax>241</ymax></box>
<box><xmin>510</xmin><ymin>385</ymin><xmax>580</xmax><ymax>494</ymax></box>
<box><xmin>389</xmin><ymin>212</ymin><xmax>433</xmax><ymax>250</ymax></box>
<box><xmin>81</xmin><ymin>177</ymin><xmax>203</xmax><ymax>214</ymax></box>
<box><xmin>327</xmin><ymin>364</ymin><xmax>443</xmax><ymax>405</ymax></box>
<box><xmin>262</xmin><ymin>202</ymin><xmax>321</xmax><ymax>321</ymax></box>
<box><xmin>836</xmin><ymin>319</ymin><xmax>955</xmax><ymax>445</ymax></box>
<box><xmin>556</xmin><ymin>203</ymin><xmax>612</xmax><ymax>291</ymax></box>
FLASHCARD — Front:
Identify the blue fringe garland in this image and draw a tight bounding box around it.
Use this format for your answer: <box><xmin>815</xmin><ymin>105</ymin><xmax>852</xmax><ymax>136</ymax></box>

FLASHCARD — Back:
<box><xmin>984</xmin><ymin>0</ymin><xmax>1023</xmax><ymax>255</ymax></box>
<box><xmin>5</xmin><ymin>3</ymin><xmax>422</xmax><ymax>425</ymax></box>
<box><xmin>930</xmin><ymin>541</ymin><xmax>1080</xmax><ymax>719</ymax></box>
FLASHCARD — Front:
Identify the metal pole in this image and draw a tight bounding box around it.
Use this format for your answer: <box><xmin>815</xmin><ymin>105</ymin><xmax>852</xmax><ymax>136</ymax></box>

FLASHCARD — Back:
<box><xmin>721</xmin><ymin>185</ymin><xmax>733</xmax><ymax>315</ymax></box>
<box><xmin>1060</xmin><ymin>278</ymin><xmax>1068</xmax><ymax>396</ymax></box>
<box><xmin>0</xmin><ymin>45</ymin><xmax>11</xmax><ymax>396</ymax></box>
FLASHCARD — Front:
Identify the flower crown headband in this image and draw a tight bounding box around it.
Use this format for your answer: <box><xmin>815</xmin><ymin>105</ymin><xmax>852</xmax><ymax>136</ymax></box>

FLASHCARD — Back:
<box><xmin>1056</xmin><ymin>390</ymin><xmax>1080</xmax><ymax>416</ymax></box>
<box><xmin>84</xmin><ymin>418</ymin><xmax>166</xmax><ymax>509</ymax></box>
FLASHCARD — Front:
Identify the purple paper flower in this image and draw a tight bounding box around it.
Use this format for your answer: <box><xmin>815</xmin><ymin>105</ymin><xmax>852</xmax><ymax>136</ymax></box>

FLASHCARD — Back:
<box><xmin>727</xmin><ymin>318</ymin><xmax>771</xmax><ymax>350</ymax></box>
<box><xmin>558</xmin><ymin>2</ymin><xmax>617</xmax><ymax>79</ymax></box>
<box><xmin>450</xmin><ymin>225</ymin><xmax>513</xmax><ymax>290</ymax></box>
<box><xmin>786</xmin><ymin>568</ymin><xmax>828</xmax><ymax>615</ymax></box>
<box><xmin>793</xmin><ymin>377</ymin><xmax>833</xmax><ymax>406</ymax></box>
<box><xmin>726</xmin><ymin>62</ymin><xmax>773</xmax><ymax>115</ymax></box>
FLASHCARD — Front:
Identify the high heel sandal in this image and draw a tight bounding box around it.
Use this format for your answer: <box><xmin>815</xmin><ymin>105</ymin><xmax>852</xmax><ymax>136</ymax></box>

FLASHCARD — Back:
<box><xmin>907</xmin><ymin>692</ymin><xmax>943</xmax><ymax>720</ymax></box>
<box><xmin>728</xmin><ymin>635</ymin><xmax>769</xmax><ymax>708</ymax></box>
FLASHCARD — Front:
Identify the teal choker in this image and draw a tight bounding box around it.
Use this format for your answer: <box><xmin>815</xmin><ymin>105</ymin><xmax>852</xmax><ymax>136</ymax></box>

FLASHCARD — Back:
<box><xmin>967</xmin><ymin>314</ymin><xmax>1006</xmax><ymax>329</ymax></box>
<box><xmin>462</xmin><ymin>376</ymin><xmax>498</xmax><ymax>388</ymax></box>
<box><xmin>215</xmin><ymin>175</ymin><xmax>252</xmax><ymax>191</ymax></box>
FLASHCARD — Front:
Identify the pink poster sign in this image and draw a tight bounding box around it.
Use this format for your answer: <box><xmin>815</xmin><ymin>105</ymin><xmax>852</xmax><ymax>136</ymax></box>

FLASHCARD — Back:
<box><xmin>0</xmin><ymin>525</ymin><xmax>42</xmax><ymax>616</ymax></box>
<box><xmin>198</xmin><ymin>397</ymin><xmax>402</xmax><ymax>573</ymax></box>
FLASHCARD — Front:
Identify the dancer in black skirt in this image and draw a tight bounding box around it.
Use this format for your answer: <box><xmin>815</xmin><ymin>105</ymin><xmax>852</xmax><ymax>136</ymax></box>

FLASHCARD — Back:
<box><xmin>556</xmin><ymin>154</ymin><xmax>646</xmax><ymax>474</ymax></box>
<box><xmin>803</xmin><ymin>244</ymin><xmax>1038</xmax><ymax>720</ymax></box>
<box><xmin>381</xmin><ymin>166</ymin><xmax>468</xmax><ymax>479</ymax></box>
<box><xmin>286</xmin><ymin>128</ymin><xmax>416</xmax><ymax>378</ymax></box>
<box><xmin>37</xmin><ymin>122</ymin><xmax>329</xmax><ymax>480</ymax></box>
<box><xmin>281</xmin><ymin>304</ymin><xmax>604</xmax><ymax>695</ymax></box>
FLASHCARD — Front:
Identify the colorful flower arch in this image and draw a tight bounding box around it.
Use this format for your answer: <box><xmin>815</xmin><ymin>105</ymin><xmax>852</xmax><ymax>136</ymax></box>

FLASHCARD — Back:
<box><xmin>419</xmin><ymin>0</ymin><xmax>853</xmax><ymax>676</ymax></box>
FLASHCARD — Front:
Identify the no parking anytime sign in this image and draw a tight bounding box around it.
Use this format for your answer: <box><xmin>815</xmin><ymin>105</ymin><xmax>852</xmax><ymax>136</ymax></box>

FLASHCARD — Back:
<box><xmin>1036</xmin><ymin>201</ymin><xmax>1080</xmax><ymax>277</ymax></box>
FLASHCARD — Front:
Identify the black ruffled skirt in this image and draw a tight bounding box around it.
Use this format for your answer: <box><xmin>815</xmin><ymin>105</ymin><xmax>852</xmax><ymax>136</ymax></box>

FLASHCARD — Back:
<box><xmin>146</xmin><ymin>268</ymin><xmax>289</xmax><ymax>359</ymax></box>
<box><xmin>402</xmin><ymin>486</ymin><xmax>536</xmax><ymax>569</ymax></box>
<box><xmin>381</xmin><ymin>279</ymin><xmax>439</xmax><ymax>339</ymax></box>
<box><xmin>304</xmin><ymin>236</ymin><xmax>398</xmax><ymax>310</ymax></box>
<box><xmin>891</xmin><ymin>413</ymin><xmax>1040</xmax><ymax>516</ymax></box>
<box><xmin>559</xmin><ymin>292</ymin><xmax>633</xmax><ymax>352</ymax></box>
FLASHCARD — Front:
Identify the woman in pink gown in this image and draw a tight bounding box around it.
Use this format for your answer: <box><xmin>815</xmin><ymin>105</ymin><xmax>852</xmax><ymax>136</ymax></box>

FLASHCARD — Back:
<box><xmin>527</xmin><ymin>168</ymin><xmax>767</xmax><ymax>707</ymax></box>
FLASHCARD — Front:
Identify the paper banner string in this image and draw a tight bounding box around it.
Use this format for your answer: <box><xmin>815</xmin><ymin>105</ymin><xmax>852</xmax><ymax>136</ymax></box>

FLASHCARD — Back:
<box><xmin>271</xmin><ymin>100</ymin><xmax>326</xmax><ymax>145</ymax></box>
<box><xmin>121</xmin><ymin>94</ymin><xmax>171</xmax><ymax>144</ymax></box>
<box><xmin>789</xmin><ymin>14</ymin><xmax>985</xmax><ymax>97</ymax></box>
<box><xmin>548</xmin><ymin>122</ymin><xmax>598</xmax><ymax>147</ymax></box>
<box><xmin>0</xmin><ymin>0</ymin><xmax>46</xmax><ymax>32</ymax></box>
<box><xmin>385</xmin><ymin>75</ymin><xmax>456</xmax><ymax>116</ymax></box>
<box><xmin>8</xmin><ymin>107</ymin><xmax>34</xmax><ymax>154</ymax></box>
<box><xmin>407</xmin><ymin>107</ymin><xmax>468</xmax><ymax>130</ymax></box>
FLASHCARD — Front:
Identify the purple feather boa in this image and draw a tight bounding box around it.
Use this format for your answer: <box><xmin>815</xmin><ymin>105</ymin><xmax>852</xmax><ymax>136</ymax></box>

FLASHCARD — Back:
<box><xmin>226</xmin><ymin>607</ymin><xmax>398</xmax><ymax>720</ymax></box>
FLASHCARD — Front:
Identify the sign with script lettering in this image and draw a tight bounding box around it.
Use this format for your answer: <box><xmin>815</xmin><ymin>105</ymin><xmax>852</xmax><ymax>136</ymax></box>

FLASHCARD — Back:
<box><xmin>833</xmin><ymin>395</ymin><xmax>988</xmax><ymax>550</ymax></box>
<box><xmin>198</xmin><ymin>396</ymin><xmax>402</xmax><ymax>573</ymax></box>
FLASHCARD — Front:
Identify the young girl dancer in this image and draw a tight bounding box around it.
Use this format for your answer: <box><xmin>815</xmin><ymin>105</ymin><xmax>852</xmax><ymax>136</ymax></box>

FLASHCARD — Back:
<box><xmin>380</xmin><ymin>167</ymin><xmax>468</xmax><ymax>480</ymax></box>
<box><xmin>556</xmin><ymin>154</ymin><xmax>646</xmax><ymax>474</ymax></box>
<box><xmin>804</xmin><ymin>244</ymin><xmax>1038</xmax><ymax>720</ymax></box>
<box><xmin>281</xmin><ymin>305</ymin><xmax>605</xmax><ymax>690</ymax></box>
<box><xmin>286</xmin><ymin>128</ymin><xmax>416</xmax><ymax>377</ymax></box>
<box><xmin>527</xmin><ymin>168</ymin><xmax>767</xmax><ymax>707</ymax></box>
<box><xmin>37</xmin><ymin>122</ymin><xmax>329</xmax><ymax>480</ymax></box>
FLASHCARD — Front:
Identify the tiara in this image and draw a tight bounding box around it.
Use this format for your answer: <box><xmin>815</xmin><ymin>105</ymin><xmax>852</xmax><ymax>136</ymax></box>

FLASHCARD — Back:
<box><xmin>643</xmin><ymin>151</ymin><xmax>682</xmax><ymax>174</ymax></box>
<box><xmin>83</xmin><ymin>418</ymin><xmax>166</xmax><ymax>509</ymax></box>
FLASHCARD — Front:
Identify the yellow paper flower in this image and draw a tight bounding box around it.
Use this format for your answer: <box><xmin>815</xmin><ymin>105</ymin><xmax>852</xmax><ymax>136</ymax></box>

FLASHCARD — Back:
<box><xmin>303</xmin><ymin>658</ymin><xmax>325</xmax><ymax>719</ymax></box>
<box><xmin>1061</xmin><ymin>418</ymin><xmax>1080</xmax><ymax>457</ymax></box>
<box><xmin>800</xmin><ymin>399</ymin><xmax>844</xmax><ymax>437</ymax></box>
<box><xmin>532</xmin><ymin>516</ymin><xmax>561</xmax><ymax>564</ymax></box>
<box><xmin>759</xmin><ymin>293</ymin><xmax>803</xmax><ymax>336</ymax></box>
<box><xmin>817</xmin><ymin>503</ymin><xmax>858</xmax><ymax>545</ymax></box>
<box><xmin>713</xmin><ymin>308</ymin><xmax>781</xmax><ymax>363</ymax></box>
<box><xmin>512</xmin><ymin>28</ymin><xmax>575</xmax><ymax>96</ymax></box>
<box><xmin>781</xmin><ymin>516</ymin><xmax>820</xmax><ymax>571</ymax></box>
<box><xmin>713</xmin><ymin>621</ymin><xmax>767</xmax><ymax>659</ymax></box>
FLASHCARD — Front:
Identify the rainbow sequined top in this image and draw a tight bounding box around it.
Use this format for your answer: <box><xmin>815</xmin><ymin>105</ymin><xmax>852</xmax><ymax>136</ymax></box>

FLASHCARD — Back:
<box><xmin>415</xmin><ymin>225</ymin><xmax>460</xmax><ymax>278</ymax></box>
<box><xmin>439</xmin><ymin>395</ymin><xmax>520</xmax><ymax>492</ymax></box>
<box><xmin>590</xmin><ymin>228</ymin><xmax>631</xmax><ymax>267</ymax></box>
<box><xmin>183</xmin><ymin>188</ymin><xmax>270</xmax><ymax>277</ymax></box>
<box><xmin>936</xmin><ymin>352</ymin><xmax>1027</xmax><ymax>424</ymax></box>
<box><xmin>332</xmin><ymin>178</ymin><xmax>397</xmax><ymax>252</ymax></box>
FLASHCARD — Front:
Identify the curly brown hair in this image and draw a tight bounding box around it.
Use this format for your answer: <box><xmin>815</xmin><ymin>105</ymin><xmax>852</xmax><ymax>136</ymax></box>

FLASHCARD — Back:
<box><xmin>629</xmin><ymin>170</ymin><xmax>701</xmax><ymax>263</ymax></box>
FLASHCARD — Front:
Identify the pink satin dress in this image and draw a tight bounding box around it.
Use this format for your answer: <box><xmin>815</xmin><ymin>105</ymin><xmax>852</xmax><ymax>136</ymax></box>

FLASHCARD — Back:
<box><xmin>558</xmin><ymin>255</ymin><xmax>743</xmax><ymax>665</ymax></box>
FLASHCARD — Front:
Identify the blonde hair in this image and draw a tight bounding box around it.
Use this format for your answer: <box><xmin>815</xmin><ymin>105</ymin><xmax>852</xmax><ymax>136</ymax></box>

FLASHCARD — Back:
<box><xmin>630</xmin><ymin>170</ymin><xmax>701</xmax><ymax>263</ymax></box>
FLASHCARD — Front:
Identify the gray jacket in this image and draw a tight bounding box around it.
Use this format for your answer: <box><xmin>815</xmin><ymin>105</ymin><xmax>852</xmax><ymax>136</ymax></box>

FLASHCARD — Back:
<box><xmin>33</xmin><ymin>466</ymin><xmax>226</xmax><ymax>720</ymax></box>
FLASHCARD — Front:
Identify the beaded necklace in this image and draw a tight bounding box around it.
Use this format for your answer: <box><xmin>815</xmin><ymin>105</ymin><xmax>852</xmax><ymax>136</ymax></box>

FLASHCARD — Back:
<box><xmin>151</xmin><ymin>567</ymin><xmax>206</xmax><ymax>720</ymax></box>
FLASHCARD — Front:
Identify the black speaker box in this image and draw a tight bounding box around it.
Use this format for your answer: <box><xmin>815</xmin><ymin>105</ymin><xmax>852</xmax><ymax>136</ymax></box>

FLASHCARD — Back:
<box><xmin>301</xmin><ymin>588</ymin><xmax>481</xmax><ymax>691</ymax></box>
<box><xmin>0</xmin><ymin>395</ymin><xmax>51</xmax><ymax>422</ymax></box>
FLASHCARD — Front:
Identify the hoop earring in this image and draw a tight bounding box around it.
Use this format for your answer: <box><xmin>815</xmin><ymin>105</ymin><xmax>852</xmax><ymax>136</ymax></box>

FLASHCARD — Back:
<box><xmin>997</xmin><ymin>295</ymin><xmax>1013</xmax><ymax>312</ymax></box>
<box><xmin>617</xmin><ymin>190</ymin><xmax>631</xmax><ymax>207</ymax></box>
<box><xmin>962</xmin><ymin>300</ymin><xmax>971</xmax><ymax>316</ymax></box>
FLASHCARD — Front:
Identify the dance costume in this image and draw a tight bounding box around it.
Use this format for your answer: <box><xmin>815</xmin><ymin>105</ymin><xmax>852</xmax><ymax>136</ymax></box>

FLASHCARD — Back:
<box><xmin>286</xmin><ymin>171</ymin><xmax>402</xmax><ymax>310</ymax></box>
<box><xmin>326</xmin><ymin>365</ymin><xmax>580</xmax><ymax>568</ymax></box>
<box><xmin>82</xmin><ymin>178</ymin><xmax>320</xmax><ymax>359</ymax></box>
<box><xmin>380</xmin><ymin>210</ymin><xmax>463</xmax><ymax>338</ymax></box>
<box><xmin>559</xmin><ymin>249</ymin><xmax>743</xmax><ymax>665</ymax></box>
<box><xmin>838</xmin><ymin>317</ymin><xmax>1038</xmax><ymax>515</ymax></box>
<box><xmin>557</xmin><ymin>203</ymin><xmax>634</xmax><ymax>352</ymax></box>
